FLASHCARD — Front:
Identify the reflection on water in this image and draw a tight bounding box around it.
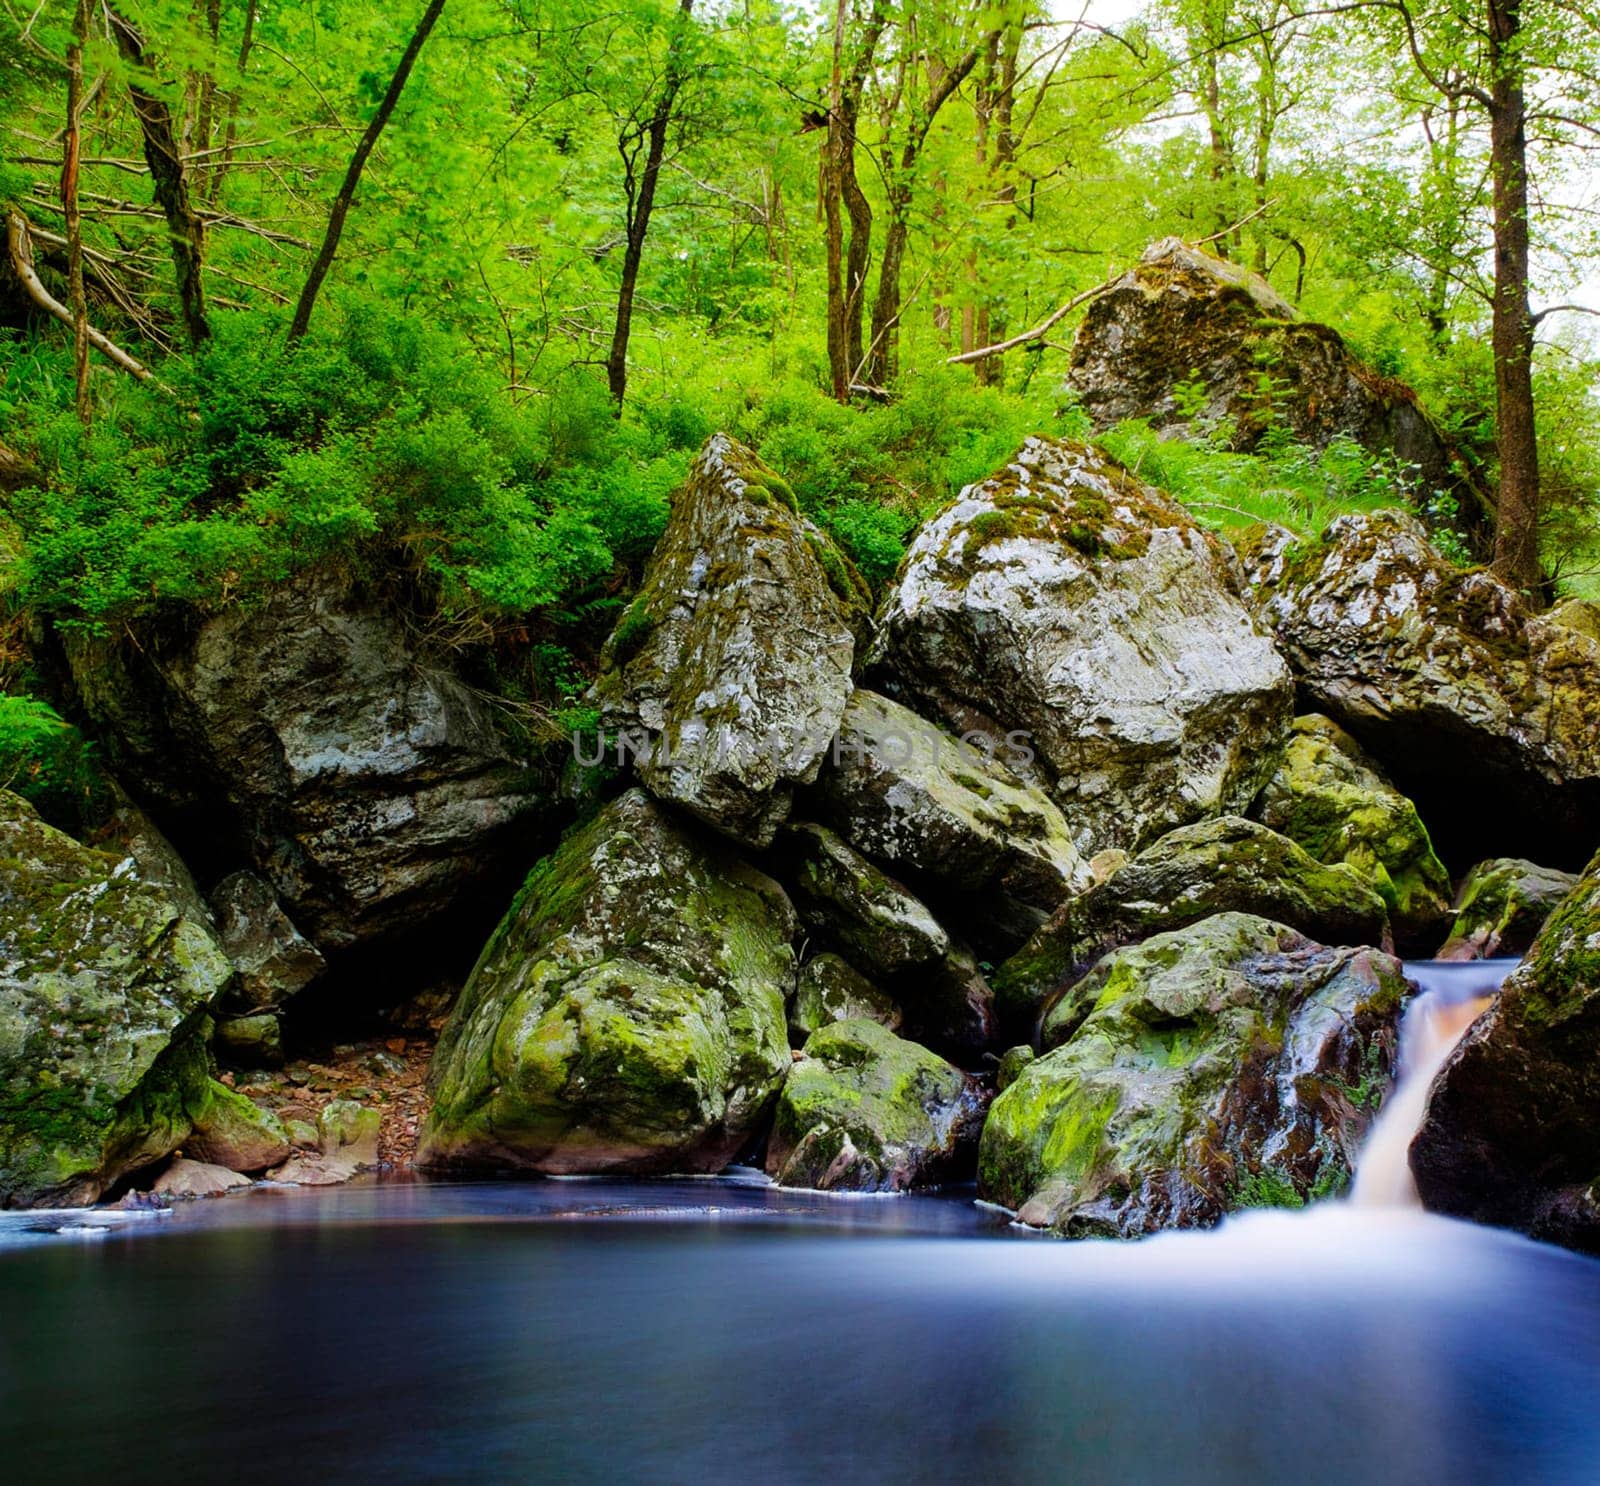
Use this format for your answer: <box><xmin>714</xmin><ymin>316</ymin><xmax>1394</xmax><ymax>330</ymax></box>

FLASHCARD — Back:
<box><xmin>2</xmin><ymin>1174</ymin><xmax>1600</xmax><ymax>1484</ymax></box>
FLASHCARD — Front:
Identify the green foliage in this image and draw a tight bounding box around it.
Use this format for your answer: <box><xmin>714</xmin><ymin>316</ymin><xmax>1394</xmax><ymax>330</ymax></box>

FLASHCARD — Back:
<box><xmin>0</xmin><ymin>308</ymin><xmax>683</xmax><ymax>632</ymax></box>
<box><xmin>1101</xmin><ymin>420</ymin><xmax>1438</xmax><ymax>545</ymax></box>
<box><xmin>0</xmin><ymin>695</ymin><xmax>105</xmax><ymax>833</ymax></box>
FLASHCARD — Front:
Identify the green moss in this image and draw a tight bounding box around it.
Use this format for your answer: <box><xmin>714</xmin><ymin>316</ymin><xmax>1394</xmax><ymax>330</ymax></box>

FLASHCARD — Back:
<box><xmin>1232</xmin><ymin>1165</ymin><xmax>1305</xmax><ymax>1209</ymax></box>
<box><xmin>609</xmin><ymin>594</ymin><xmax>658</xmax><ymax>669</ymax></box>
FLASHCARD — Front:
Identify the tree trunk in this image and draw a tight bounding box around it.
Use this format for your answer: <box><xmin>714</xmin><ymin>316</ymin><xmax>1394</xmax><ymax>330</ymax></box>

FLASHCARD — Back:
<box><xmin>822</xmin><ymin>0</ymin><xmax>885</xmax><ymax>403</ymax></box>
<box><xmin>64</xmin><ymin>0</ymin><xmax>91</xmax><ymax>424</ymax></box>
<box><xmin>607</xmin><ymin>0</ymin><xmax>695</xmax><ymax>411</ymax></box>
<box><xmin>208</xmin><ymin>0</ymin><xmax>259</xmax><ymax>206</ymax></box>
<box><xmin>288</xmin><ymin>0</ymin><xmax>447</xmax><ymax>344</ymax></box>
<box><xmin>108</xmin><ymin>6</ymin><xmax>212</xmax><ymax>346</ymax></box>
<box><xmin>1486</xmin><ymin>0</ymin><xmax>1541</xmax><ymax>596</ymax></box>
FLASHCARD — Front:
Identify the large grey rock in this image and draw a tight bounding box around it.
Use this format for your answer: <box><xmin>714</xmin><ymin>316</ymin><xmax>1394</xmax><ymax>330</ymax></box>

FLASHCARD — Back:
<box><xmin>1068</xmin><ymin>238</ymin><xmax>1479</xmax><ymax>512</ymax></box>
<box><xmin>419</xmin><ymin>790</ymin><xmax>795</xmax><ymax>1175</ymax></box>
<box><xmin>980</xmin><ymin>913</ymin><xmax>1406</xmax><ymax>1237</ymax></box>
<box><xmin>63</xmin><ymin>571</ymin><xmax>553</xmax><ymax>954</ymax></box>
<box><xmin>1411</xmin><ymin>852</ymin><xmax>1600</xmax><ymax>1251</ymax></box>
<box><xmin>994</xmin><ymin>816</ymin><xmax>1391</xmax><ymax>1040</ymax></box>
<box><xmin>766</xmin><ymin>1019</ymin><xmax>986</xmax><ymax>1192</ymax></box>
<box><xmin>871</xmin><ymin>437</ymin><xmax>1292</xmax><ymax>861</ymax></box>
<box><xmin>808</xmin><ymin>688</ymin><xmax>1091</xmax><ymax>950</ymax></box>
<box><xmin>152</xmin><ymin>1158</ymin><xmax>251</xmax><ymax>1199</ymax></box>
<box><xmin>591</xmin><ymin>433</ymin><xmax>868</xmax><ymax>848</ymax></box>
<box><xmin>1242</xmin><ymin>511</ymin><xmax>1600</xmax><ymax>868</ymax></box>
<box><xmin>210</xmin><ymin>871</ymin><xmax>325</xmax><ymax>1013</ymax></box>
<box><xmin>1252</xmin><ymin>714</ymin><xmax>1452</xmax><ymax>951</ymax></box>
<box><xmin>1436</xmin><ymin>857</ymin><xmax>1580</xmax><ymax>961</ymax></box>
<box><xmin>0</xmin><ymin>792</ymin><xmax>233</xmax><ymax>1207</ymax></box>
<box><xmin>269</xmin><ymin>1099</ymin><xmax>382</xmax><ymax>1186</ymax></box>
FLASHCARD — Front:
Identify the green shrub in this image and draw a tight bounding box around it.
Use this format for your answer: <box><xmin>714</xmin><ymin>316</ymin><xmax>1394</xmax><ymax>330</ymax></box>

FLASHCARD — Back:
<box><xmin>0</xmin><ymin>694</ymin><xmax>105</xmax><ymax>833</ymax></box>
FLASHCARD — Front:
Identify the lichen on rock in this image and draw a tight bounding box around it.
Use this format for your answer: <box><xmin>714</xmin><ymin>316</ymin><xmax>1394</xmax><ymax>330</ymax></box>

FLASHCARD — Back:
<box><xmin>1240</xmin><ymin>510</ymin><xmax>1600</xmax><ymax>869</ymax></box>
<box><xmin>871</xmin><ymin>436</ymin><xmax>1291</xmax><ymax>862</ymax></box>
<box><xmin>0</xmin><ymin>791</ymin><xmax>233</xmax><ymax>1207</ymax></box>
<box><xmin>766</xmin><ymin>1019</ymin><xmax>986</xmax><ymax>1192</ymax></box>
<box><xmin>592</xmin><ymin>433</ymin><xmax>868</xmax><ymax>848</ymax></box>
<box><xmin>1252</xmin><ymin>714</ymin><xmax>1451</xmax><ymax>950</ymax></box>
<box><xmin>994</xmin><ymin>815</ymin><xmax>1391</xmax><ymax>1041</ymax></box>
<box><xmin>419</xmin><ymin>789</ymin><xmax>796</xmax><ymax>1175</ymax></box>
<box><xmin>980</xmin><ymin>912</ymin><xmax>1406</xmax><ymax>1237</ymax></box>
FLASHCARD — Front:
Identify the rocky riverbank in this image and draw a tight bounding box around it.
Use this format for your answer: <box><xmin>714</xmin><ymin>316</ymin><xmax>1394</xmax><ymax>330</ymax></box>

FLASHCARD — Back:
<box><xmin>4</xmin><ymin>244</ymin><xmax>1599</xmax><ymax>1251</ymax></box>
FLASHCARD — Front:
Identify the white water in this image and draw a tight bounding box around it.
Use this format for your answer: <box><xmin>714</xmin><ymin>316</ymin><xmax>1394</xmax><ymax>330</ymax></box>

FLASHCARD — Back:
<box><xmin>1350</xmin><ymin>960</ymin><xmax>1519</xmax><ymax>1209</ymax></box>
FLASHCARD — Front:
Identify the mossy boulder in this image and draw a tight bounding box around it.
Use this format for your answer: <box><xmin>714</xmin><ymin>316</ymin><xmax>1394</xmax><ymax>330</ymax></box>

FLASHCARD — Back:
<box><xmin>765</xmin><ymin>1019</ymin><xmax>986</xmax><ymax>1192</ymax></box>
<box><xmin>1067</xmin><ymin>238</ymin><xmax>1480</xmax><ymax>514</ymax></box>
<box><xmin>1242</xmin><ymin>511</ymin><xmax>1600</xmax><ymax>869</ymax></box>
<box><xmin>980</xmin><ymin>912</ymin><xmax>1406</xmax><ymax>1237</ymax></box>
<box><xmin>0</xmin><ymin>791</ymin><xmax>233</xmax><ymax>1206</ymax></box>
<box><xmin>419</xmin><ymin>789</ymin><xmax>795</xmax><ymax>1175</ymax></box>
<box><xmin>1252</xmin><ymin>714</ymin><xmax>1451</xmax><ymax>950</ymax></box>
<box><xmin>790</xmin><ymin>953</ymin><xmax>902</xmax><ymax>1042</ymax></box>
<box><xmin>62</xmin><ymin>570</ymin><xmax>556</xmax><ymax>956</ymax></box>
<box><xmin>183</xmin><ymin>1079</ymin><xmax>290</xmax><ymax>1174</ymax></box>
<box><xmin>1437</xmin><ymin>857</ymin><xmax>1580</xmax><ymax>962</ymax></box>
<box><xmin>592</xmin><ymin>433</ymin><xmax>868</xmax><ymax>848</ymax></box>
<box><xmin>808</xmin><ymin>688</ymin><xmax>1092</xmax><ymax>952</ymax></box>
<box><xmin>995</xmin><ymin>815</ymin><xmax>1391</xmax><ymax>1040</ymax></box>
<box><xmin>871</xmin><ymin>437</ymin><xmax>1291</xmax><ymax>861</ymax></box>
<box><xmin>1411</xmin><ymin>851</ymin><xmax>1600</xmax><ymax>1251</ymax></box>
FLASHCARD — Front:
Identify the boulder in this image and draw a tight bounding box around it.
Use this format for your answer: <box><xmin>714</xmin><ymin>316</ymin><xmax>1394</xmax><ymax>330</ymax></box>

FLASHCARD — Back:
<box><xmin>62</xmin><ymin>570</ymin><xmax>554</xmax><ymax>955</ymax></box>
<box><xmin>152</xmin><ymin>1158</ymin><xmax>251</xmax><ymax>1199</ymax></box>
<box><xmin>1437</xmin><ymin>858</ymin><xmax>1580</xmax><ymax>961</ymax></box>
<box><xmin>419</xmin><ymin>790</ymin><xmax>795</xmax><ymax>1175</ymax></box>
<box><xmin>1411</xmin><ymin>852</ymin><xmax>1600</xmax><ymax>1249</ymax></box>
<box><xmin>183</xmin><ymin>1079</ymin><xmax>291</xmax><ymax>1173</ymax></box>
<box><xmin>1252</xmin><ymin>714</ymin><xmax>1451</xmax><ymax>950</ymax></box>
<box><xmin>0</xmin><ymin>791</ymin><xmax>233</xmax><ymax>1207</ymax></box>
<box><xmin>790</xmin><ymin>953</ymin><xmax>903</xmax><ymax>1042</ymax></box>
<box><xmin>807</xmin><ymin>688</ymin><xmax>1091</xmax><ymax>951</ymax></box>
<box><xmin>1242</xmin><ymin>511</ymin><xmax>1600</xmax><ymax>868</ymax></box>
<box><xmin>871</xmin><ymin>437</ymin><xmax>1291</xmax><ymax>860</ymax></box>
<box><xmin>898</xmin><ymin>942</ymin><xmax>1000</xmax><ymax>1064</ymax></box>
<box><xmin>777</xmin><ymin>823</ymin><xmax>948</xmax><ymax>976</ymax></box>
<box><xmin>213</xmin><ymin>1013</ymin><xmax>283</xmax><ymax>1070</ymax></box>
<box><xmin>765</xmin><ymin>1020</ymin><xmax>986</xmax><ymax>1192</ymax></box>
<box><xmin>980</xmin><ymin>913</ymin><xmax>1407</xmax><ymax>1237</ymax></box>
<box><xmin>268</xmin><ymin>1099</ymin><xmax>382</xmax><ymax>1186</ymax></box>
<box><xmin>1067</xmin><ymin>238</ymin><xmax>1476</xmax><ymax>507</ymax></box>
<box><xmin>591</xmin><ymin>434</ymin><xmax>868</xmax><ymax>848</ymax></box>
<box><xmin>210</xmin><ymin>871</ymin><xmax>326</xmax><ymax>1012</ymax></box>
<box><xmin>994</xmin><ymin>816</ymin><xmax>1391</xmax><ymax>1039</ymax></box>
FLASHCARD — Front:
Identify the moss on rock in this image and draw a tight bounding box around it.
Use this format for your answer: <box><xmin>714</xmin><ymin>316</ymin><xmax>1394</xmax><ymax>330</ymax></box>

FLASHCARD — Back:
<box><xmin>766</xmin><ymin>1019</ymin><xmax>985</xmax><ymax>1191</ymax></box>
<box><xmin>419</xmin><ymin>789</ymin><xmax>796</xmax><ymax>1175</ymax></box>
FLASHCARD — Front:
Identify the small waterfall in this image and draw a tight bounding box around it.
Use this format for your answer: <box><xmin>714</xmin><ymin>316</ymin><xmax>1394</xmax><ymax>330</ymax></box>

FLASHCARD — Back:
<box><xmin>1349</xmin><ymin>960</ymin><xmax>1519</xmax><ymax>1209</ymax></box>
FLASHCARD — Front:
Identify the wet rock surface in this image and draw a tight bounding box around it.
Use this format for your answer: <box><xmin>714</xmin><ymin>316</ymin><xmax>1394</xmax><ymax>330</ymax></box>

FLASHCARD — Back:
<box><xmin>1411</xmin><ymin>851</ymin><xmax>1600</xmax><ymax>1248</ymax></box>
<box><xmin>420</xmin><ymin>790</ymin><xmax>795</xmax><ymax>1175</ymax></box>
<box><xmin>591</xmin><ymin>433</ymin><xmax>868</xmax><ymax>848</ymax></box>
<box><xmin>0</xmin><ymin>791</ymin><xmax>233</xmax><ymax>1207</ymax></box>
<box><xmin>981</xmin><ymin>912</ymin><xmax>1406</xmax><ymax>1237</ymax></box>
<box><xmin>1436</xmin><ymin>858</ymin><xmax>1580</xmax><ymax>962</ymax></box>
<box><xmin>1242</xmin><ymin>511</ymin><xmax>1600</xmax><ymax>868</ymax></box>
<box><xmin>766</xmin><ymin>1019</ymin><xmax>986</xmax><ymax>1192</ymax></box>
<box><xmin>1252</xmin><ymin>714</ymin><xmax>1452</xmax><ymax>950</ymax></box>
<box><xmin>63</xmin><ymin>571</ymin><xmax>555</xmax><ymax>955</ymax></box>
<box><xmin>995</xmin><ymin>815</ymin><xmax>1391</xmax><ymax>1039</ymax></box>
<box><xmin>871</xmin><ymin>437</ymin><xmax>1291</xmax><ymax>860</ymax></box>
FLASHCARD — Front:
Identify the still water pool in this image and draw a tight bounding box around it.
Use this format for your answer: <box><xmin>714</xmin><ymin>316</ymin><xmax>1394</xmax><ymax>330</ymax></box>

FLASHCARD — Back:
<box><xmin>2</xmin><ymin>1173</ymin><xmax>1598</xmax><ymax>1484</ymax></box>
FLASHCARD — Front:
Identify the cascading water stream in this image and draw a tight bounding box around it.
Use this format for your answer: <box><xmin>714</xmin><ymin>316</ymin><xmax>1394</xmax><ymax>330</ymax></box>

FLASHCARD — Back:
<box><xmin>1349</xmin><ymin>959</ymin><xmax>1520</xmax><ymax>1209</ymax></box>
